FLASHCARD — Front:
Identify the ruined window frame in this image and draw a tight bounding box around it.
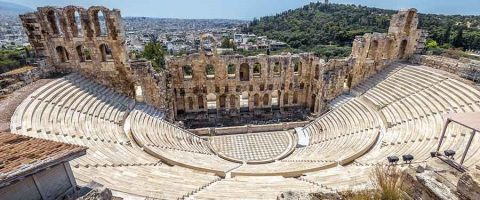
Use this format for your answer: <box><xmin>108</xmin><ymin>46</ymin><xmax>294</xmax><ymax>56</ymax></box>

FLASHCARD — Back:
<box><xmin>206</xmin><ymin>64</ymin><xmax>215</xmax><ymax>78</ymax></box>
<box><xmin>183</xmin><ymin>65</ymin><xmax>193</xmax><ymax>79</ymax></box>
<box><xmin>227</xmin><ymin>64</ymin><xmax>236</xmax><ymax>78</ymax></box>
<box><xmin>253</xmin><ymin>62</ymin><xmax>261</xmax><ymax>77</ymax></box>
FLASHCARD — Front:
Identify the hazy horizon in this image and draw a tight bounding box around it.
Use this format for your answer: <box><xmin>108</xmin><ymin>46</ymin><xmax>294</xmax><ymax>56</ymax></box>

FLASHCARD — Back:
<box><xmin>2</xmin><ymin>0</ymin><xmax>480</xmax><ymax>20</ymax></box>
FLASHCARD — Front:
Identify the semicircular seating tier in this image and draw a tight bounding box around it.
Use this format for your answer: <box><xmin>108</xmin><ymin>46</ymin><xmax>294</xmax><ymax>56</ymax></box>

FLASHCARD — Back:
<box><xmin>9</xmin><ymin>62</ymin><xmax>480</xmax><ymax>198</ymax></box>
<box><xmin>350</xmin><ymin>64</ymin><xmax>480</xmax><ymax>167</ymax></box>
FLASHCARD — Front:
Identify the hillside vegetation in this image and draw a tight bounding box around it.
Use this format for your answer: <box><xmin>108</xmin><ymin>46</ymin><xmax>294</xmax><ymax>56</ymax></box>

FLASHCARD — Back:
<box><xmin>247</xmin><ymin>2</ymin><xmax>480</xmax><ymax>59</ymax></box>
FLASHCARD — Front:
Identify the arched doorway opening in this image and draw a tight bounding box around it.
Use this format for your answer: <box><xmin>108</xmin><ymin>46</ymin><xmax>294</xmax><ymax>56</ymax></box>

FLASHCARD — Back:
<box><xmin>240</xmin><ymin>63</ymin><xmax>250</xmax><ymax>81</ymax></box>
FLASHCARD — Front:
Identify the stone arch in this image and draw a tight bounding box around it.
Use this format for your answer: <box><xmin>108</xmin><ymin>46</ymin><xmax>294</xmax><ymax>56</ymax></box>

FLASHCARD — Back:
<box><xmin>46</xmin><ymin>9</ymin><xmax>61</xmax><ymax>35</ymax></box>
<box><xmin>293</xmin><ymin>61</ymin><xmax>302</xmax><ymax>75</ymax></box>
<box><xmin>55</xmin><ymin>46</ymin><xmax>69</xmax><ymax>63</ymax></box>
<box><xmin>253</xmin><ymin>62</ymin><xmax>261</xmax><ymax>75</ymax></box>
<box><xmin>293</xmin><ymin>92</ymin><xmax>298</xmax><ymax>104</ymax></box>
<box><xmin>399</xmin><ymin>40</ymin><xmax>408</xmax><ymax>59</ymax></box>
<box><xmin>206</xmin><ymin>64</ymin><xmax>215</xmax><ymax>77</ymax></box>
<box><xmin>253</xmin><ymin>94</ymin><xmax>260</xmax><ymax>107</ymax></box>
<box><xmin>240</xmin><ymin>92</ymin><xmax>249</xmax><ymax>110</ymax></box>
<box><xmin>344</xmin><ymin>74</ymin><xmax>353</xmax><ymax>91</ymax></box>
<box><xmin>310</xmin><ymin>94</ymin><xmax>317</xmax><ymax>112</ymax></box>
<box><xmin>187</xmin><ymin>96</ymin><xmax>194</xmax><ymax>110</ymax></box>
<box><xmin>88</xmin><ymin>7</ymin><xmax>110</xmax><ymax>37</ymax></box>
<box><xmin>65</xmin><ymin>7</ymin><xmax>84</xmax><ymax>37</ymax></box>
<box><xmin>197</xmin><ymin>95</ymin><xmax>204</xmax><ymax>110</ymax></box>
<box><xmin>314</xmin><ymin>64</ymin><xmax>320</xmax><ymax>79</ymax></box>
<box><xmin>219</xmin><ymin>94</ymin><xmax>227</xmax><ymax>108</ymax></box>
<box><xmin>76</xmin><ymin>45</ymin><xmax>85</xmax><ymax>62</ymax></box>
<box><xmin>263</xmin><ymin>93</ymin><xmax>269</xmax><ymax>106</ymax></box>
<box><xmin>183</xmin><ymin>65</ymin><xmax>193</xmax><ymax>78</ymax></box>
<box><xmin>206</xmin><ymin>93</ymin><xmax>217</xmax><ymax>111</ymax></box>
<box><xmin>273</xmin><ymin>62</ymin><xmax>281</xmax><ymax>74</ymax></box>
<box><xmin>368</xmin><ymin>40</ymin><xmax>379</xmax><ymax>59</ymax></box>
<box><xmin>229</xmin><ymin>94</ymin><xmax>236</xmax><ymax>108</ymax></box>
<box><xmin>99</xmin><ymin>43</ymin><xmax>112</xmax><ymax>61</ymax></box>
<box><xmin>240</xmin><ymin>63</ymin><xmax>250</xmax><ymax>81</ymax></box>
<box><xmin>227</xmin><ymin>64</ymin><xmax>236</xmax><ymax>76</ymax></box>
<box><xmin>283</xmin><ymin>92</ymin><xmax>289</xmax><ymax>105</ymax></box>
<box><xmin>384</xmin><ymin>39</ymin><xmax>393</xmax><ymax>59</ymax></box>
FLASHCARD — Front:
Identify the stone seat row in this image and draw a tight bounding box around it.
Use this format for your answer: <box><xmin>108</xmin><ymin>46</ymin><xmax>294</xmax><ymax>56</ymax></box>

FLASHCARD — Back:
<box><xmin>128</xmin><ymin>104</ymin><xmax>241</xmax><ymax>176</ymax></box>
<box><xmin>364</xmin><ymin>65</ymin><xmax>448</xmax><ymax>108</ymax></box>
<box><xmin>229</xmin><ymin>127</ymin><xmax>379</xmax><ymax>177</ymax></box>
<box><xmin>73</xmin><ymin>164</ymin><xmax>219</xmax><ymax>200</ymax></box>
<box><xmin>304</xmin><ymin>98</ymin><xmax>380</xmax><ymax>144</ymax></box>
<box><xmin>192</xmin><ymin>176</ymin><xmax>328</xmax><ymax>200</ymax></box>
<box><xmin>11</xmin><ymin>74</ymin><xmax>133</xmax><ymax>144</ymax></box>
<box><xmin>129</xmin><ymin>104</ymin><xmax>209</xmax><ymax>154</ymax></box>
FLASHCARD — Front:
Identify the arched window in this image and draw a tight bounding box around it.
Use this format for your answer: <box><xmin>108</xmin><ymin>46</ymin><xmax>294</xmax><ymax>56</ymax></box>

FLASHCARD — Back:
<box><xmin>76</xmin><ymin>45</ymin><xmax>92</xmax><ymax>62</ymax></box>
<box><xmin>263</xmin><ymin>94</ymin><xmax>269</xmax><ymax>106</ymax></box>
<box><xmin>310</xmin><ymin>94</ymin><xmax>316</xmax><ymax>112</ymax></box>
<box><xmin>271</xmin><ymin>91</ymin><xmax>279</xmax><ymax>107</ymax></box>
<box><xmin>385</xmin><ymin>39</ymin><xmax>393</xmax><ymax>59</ymax></box>
<box><xmin>253</xmin><ymin>62</ymin><xmax>261</xmax><ymax>75</ymax></box>
<box><xmin>206</xmin><ymin>64</ymin><xmax>215</xmax><ymax>77</ymax></box>
<box><xmin>219</xmin><ymin>94</ymin><xmax>227</xmax><ymax>108</ymax></box>
<box><xmin>293</xmin><ymin>92</ymin><xmax>298</xmax><ymax>104</ymax></box>
<box><xmin>47</xmin><ymin>10</ymin><xmax>61</xmax><ymax>35</ymax></box>
<box><xmin>253</xmin><ymin>94</ymin><xmax>260</xmax><ymax>107</ymax></box>
<box><xmin>76</xmin><ymin>45</ymin><xmax>85</xmax><ymax>62</ymax></box>
<box><xmin>273</xmin><ymin>62</ymin><xmax>280</xmax><ymax>74</ymax></box>
<box><xmin>55</xmin><ymin>46</ymin><xmax>69</xmax><ymax>63</ymax></box>
<box><xmin>368</xmin><ymin>40</ymin><xmax>379</xmax><ymax>59</ymax></box>
<box><xmin>183</xmin><ymin>65</ymin><xmax>193</xmax><ymax>78</ymax></box>
<box><xmin>207</xmin><ymin>93</ymin><xmax>217</xmax><ymax>110</ymax></box>
<box><xmin>399</xmin><ymin>40</ymin><xmax>408</xmax><ymax>59</ymax></box>
<box><xmin>240</xmin><ymin>63</ymin><xmax>250</xmax><ymax>81</ymax></box>
<box><xmin>227</xmin><ymin>64</ymin><xmax>236</xmax><ymax>76</ymax></box>
<box><xmin>314</xmin><ymin>64</ymin><xmax>320</xmax><ymax>80</ymax></box>
<box><xmin>230</xmin><ymin>95</ymin><xmax>236</xmax><ymax>108</ymax></box>
<box><xmin>293</xmin><ymin>61</ymin><xmax>301</xmax><ymax>75</ymax></box>
<box><xmin>187</xmin><ymin>97</ymin><xmax>194</xmax><ymax>110</ymax></box>
<box><xmin>283</xmin><ymin>92</ymin><xmax>289</xmax><ymax>105</ymax></box>
<box><xmin>99</xmin><ymin>44</ymin><xmax>112</xmax><ymax>62</ymax></box>
<box><xmin>68</xmin><ymin>10</ymin><xmax>83</xmax><ymax>37</ymax></box>
<box><xmin>240</xmin><ymin>92</ymin><xmax>249</xmax><ymax>109</ymax></box>
<box><xmin>74</xmin><ymin>11</ymin><xmax>83</xmax><ymax>36</ymax></box>
<box><xmin>198</xmin><ymin>95</ymin><xmax>204</xmax><ymax>109</ymax></box>
<box><xmin>93</xmin><ymin>10</ymin><xmax>108</xmax><ymax>37</ymax></box>
<box><xmin>300</xmin><ymin>82</ymin><xmax>305</xmax><ymax>89</ymax></box>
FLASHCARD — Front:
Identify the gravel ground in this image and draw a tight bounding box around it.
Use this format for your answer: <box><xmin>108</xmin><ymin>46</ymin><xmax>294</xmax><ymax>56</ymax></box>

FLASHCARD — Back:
<box><xmin>0</xmin><ymin>79</ymin><xmax>54</xmax><ymax>132</ymax></box>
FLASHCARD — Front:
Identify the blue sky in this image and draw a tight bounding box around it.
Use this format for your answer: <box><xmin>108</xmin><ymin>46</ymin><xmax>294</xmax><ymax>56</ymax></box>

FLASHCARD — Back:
<box><xmin>4</xmin><ymin>0</ymin><xmax>480</xmax><ymax>19</ymax></box>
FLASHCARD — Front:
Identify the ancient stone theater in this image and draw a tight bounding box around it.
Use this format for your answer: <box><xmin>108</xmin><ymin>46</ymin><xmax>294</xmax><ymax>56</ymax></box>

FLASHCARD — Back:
<box><xmin>1</xmin><ymin>4</ymin><xmax>480</xmax><ymax>200</ymax></box>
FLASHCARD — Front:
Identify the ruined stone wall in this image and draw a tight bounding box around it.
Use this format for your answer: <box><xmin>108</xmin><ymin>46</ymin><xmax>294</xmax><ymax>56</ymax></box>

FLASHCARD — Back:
<box><xmin>20</xmin><ymin>6</ymin><xmax>168</xmax><ymax>112</ymax></box>
<box><xmin>167</xmin><ymin>9</ymin><xmax>424</xmax><ymax>120</ymax></box>
<box><xmin>412</xmin><ymin>55</ymin><xmax>480</xmax><ymax>83</ymax></box>
<box><xmin>166</xmin><ymin>53</ymin><xmax>324</xmax><ymax>118</ymax></box>
<box><xmin>20</xmin><ymin>6</ymin><xmax>424</xmax><ymax>123</ymax></box>
<box><xmin>20</xmin><ymin>6</ymin><xmax>136</xmax><ymax>97</ymax></box>
<box><xmin>350</xmin><ymin>8</ymin><xmax>426</xmax><ymax>88</ymax></box>
<box><xmin>130</xmin><ymin>60</ymin><xmax>171</xmax><ymax>117</ymax></box>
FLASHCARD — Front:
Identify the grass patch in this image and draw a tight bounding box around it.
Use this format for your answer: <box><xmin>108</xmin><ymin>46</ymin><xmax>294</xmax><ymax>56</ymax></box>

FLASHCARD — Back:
<box><xmin>343</xmin><ymin>166</ymin><xmax>410</xmax><ymax>200</ymax></box>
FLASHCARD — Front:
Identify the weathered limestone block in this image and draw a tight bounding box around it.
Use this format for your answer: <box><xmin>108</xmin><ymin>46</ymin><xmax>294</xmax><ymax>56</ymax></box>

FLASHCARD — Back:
<box><xmin>415</xmin><ymin>170</ymin><xmax>459</xmax><ymax>200</ymax></box>
<box><xmin>457</xmin><ymin>171</ymin><xmax>480</xmax><ymax>200</ymax></box>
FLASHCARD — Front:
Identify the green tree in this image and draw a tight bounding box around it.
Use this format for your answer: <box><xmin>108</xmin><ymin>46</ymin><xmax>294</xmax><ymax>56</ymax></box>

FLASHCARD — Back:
<box><xmin>452</xmin><ymin>27</ymin><xmax>465</xmax><ymax>48</ymax></box>
<box><xmin>441</xmin><ymin>24</ymin><xmax>452</xmax><ymax>45</ymax></box>
<box><xmin>142</xmin><ymin>41</ymin><xmax>165</xmax><ymax>72</ymax></box>
<box><xmin>221</xmin><ymin>38</ymin><xmax>235</xmax><ymax>48</ymax></box>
